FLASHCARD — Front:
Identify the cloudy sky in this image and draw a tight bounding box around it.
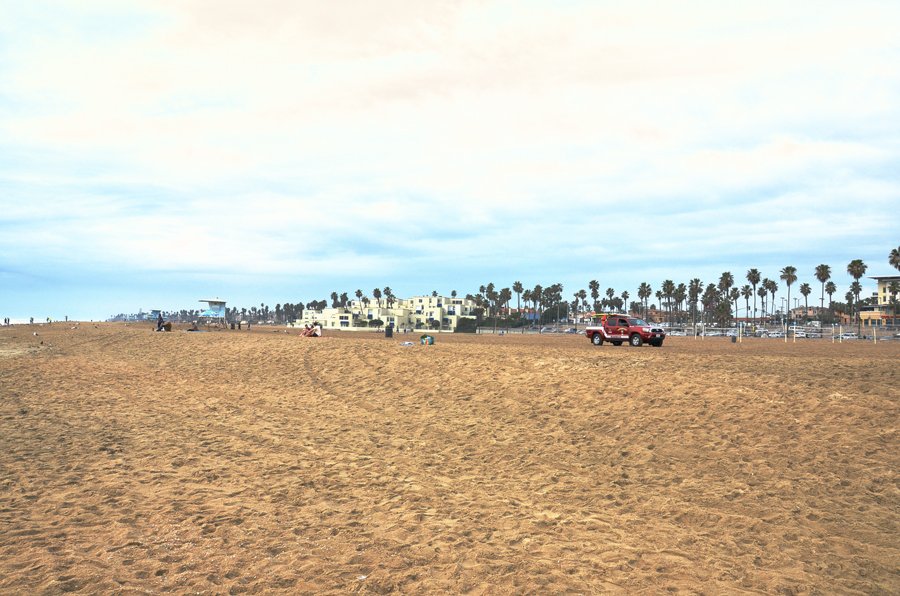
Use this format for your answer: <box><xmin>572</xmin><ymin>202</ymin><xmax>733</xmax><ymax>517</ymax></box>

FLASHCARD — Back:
<box><xmin>1</xmin><ymin>0</ymin><xmax>898</xmax><ymax>321</ymax></box>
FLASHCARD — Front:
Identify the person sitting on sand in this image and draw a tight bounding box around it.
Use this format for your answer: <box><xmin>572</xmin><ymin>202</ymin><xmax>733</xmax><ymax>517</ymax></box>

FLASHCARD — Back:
<box><xmin>300</xmin><ymin>324</ymin><xmax>313</xmax><ymax>337</ymax></box>
<box><xmin>312</xmin><ymin>323</ymin><xmax>322</xmax><ymax>337</ymax></box>
<box><xmin>156</xmin><ymin>313</ymin><xmax>165</xmax><ymax>332</ymax></box>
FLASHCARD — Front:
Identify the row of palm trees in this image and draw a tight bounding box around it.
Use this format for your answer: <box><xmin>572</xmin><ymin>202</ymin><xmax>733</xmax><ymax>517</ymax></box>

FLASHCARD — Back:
<box><xmin>460</xmin><ymin>247</ymin><xmax>899</xmax><ymax>328</ymax></box>
<box><xmin>154</xmin><ymin>246</ymin><xmax>898</xmax><ymax>327</ymax></box>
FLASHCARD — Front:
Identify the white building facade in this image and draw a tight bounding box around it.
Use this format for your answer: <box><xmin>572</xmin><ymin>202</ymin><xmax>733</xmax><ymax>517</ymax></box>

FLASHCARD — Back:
<box><xmin>295</xmin><ymin>294</ymin><xmax>478</xmax><ymax>332</ymax></box>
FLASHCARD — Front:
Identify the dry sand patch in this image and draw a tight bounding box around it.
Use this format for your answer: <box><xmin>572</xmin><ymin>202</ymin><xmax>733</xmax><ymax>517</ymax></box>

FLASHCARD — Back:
<box><xmin>1</xmin><ymin>323</ymin><xmax>897</xmax><ymax>593</ymax></box>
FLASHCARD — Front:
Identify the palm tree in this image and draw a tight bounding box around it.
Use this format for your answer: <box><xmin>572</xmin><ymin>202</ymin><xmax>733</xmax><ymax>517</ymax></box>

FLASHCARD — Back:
<box><xmin>718</xmin><ymin>272</ymin><xmax>734</xmax><ymax>299</ymax></box>
<box><xmin>621</xmin><ymin>291</ymin><xmax>630</xmax><ymax>315</ymax></box>
<box><xmin>522</xmin><ymin>289</ymin><xmax>532</xmax><ymax>321</ymax></box>
<box><xmin>799</xmin><ymin>283</ymin><xmax>811</xmax><ymax>322</ymax></box>
<box><xmin>890</xmin><ymin>246</ymin><xmax>900</xmax><ymax>271</ymax></box>
<box><xmin>780</xmin><ymin>266</ymin><xmax>797</xmax><ymax>323</ymax></box>
<box><xmin>589</xmin><ymin>280</ymin><xmax>600</xmax><ymax>313</ymax></box>
<box><xmin>330</xmin><ymin>292</ymin><xmax>339</xmax><ymax>308</ymax></box>
<box><xmin>757</xmin><ymin>285</ymin><xmax>768</xmax><ymax>322</ymax></box>
<box><xmin>765</xmin><ymin>279</ymin><xmax>778</xmax><ymax>320</ymax></box>
<box><xmin>662</xmin><ymin>280</ymin><xmax>676</xmax><ymax>323</ymax></box>
<box><xmin>741</xmin><ymin>285</ymin><xmax>752</xmax><ymax>324</ymax></box>
<box><xmin>355</xmin><ymin>289</ymin><xmax>364</xmax><ymax>320</ymax></box>
<box><xmin>532</xmin><ymin>284</ymin><xmax>543</xmax><ymax>323</ymax></box>
<box><xmin>512</xmin><ymin>281</ymin><xmax>524</xmax><ymax>320</ymax></box>
<box><xmin>825</xmin><ymin>281</ymin><xmax>837</xmax><ymax>311</ymax></box>
<box><xmin>372</xmin><ymin>288</ymin><xmax>382</xmax><ymax>309</ymax></box>
<box><xmin>638</xmin><ymin>282</ymin><xmax>652</xmax><ymax>318</ymax></box>
<box><xmin>847</xmin><ymin>259</ymin><xmax>867</xmax><ymax>328</ymax></box>
<box><xmin>729</xmin><ymin>287</ymin><xmax>740</xmax><ymax>323</ymax></box>
<box><xmin>889</xmin><ymin>280</ymin><xmax>900</xmax><ymax>323</ymax></box>
<box><xmin>814</xmin><ymin>264</ymin><xmax>831</xmax><ymax>312</ymax></box>
<box><xmin>577</xmin><ymin>289</ymin><xmax>587</xmax><ymax>320</ymax></box>
<box><xmin>688</xmin><ymin>279</ymin><xmax>702</xmax><ymax>328</ymax></box>
<box><xmin>674</xmin><ymin>284</ymin><xmax>686</xmax><ymax>323</ymax></box>
<box><xmin>746</xmin><ymin>268</ymin><xmax>761</xmax><ymax>323</ymax></box>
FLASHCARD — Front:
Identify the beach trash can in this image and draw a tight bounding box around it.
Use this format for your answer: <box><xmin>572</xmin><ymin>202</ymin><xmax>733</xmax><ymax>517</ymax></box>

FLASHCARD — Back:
<box><xmin>731</xmin><ymin>335</ymin><xmax>737</xmax><ymax>343</ymax></box>
<box><xmin>420</xmin><ymin>334</ymin><xmax>434</xmax><ymax>345</ymax></box>
<box><xmin>385</xmin><ymin>325</ymin><xmax>393</xmax><ymax>338</ymax></box>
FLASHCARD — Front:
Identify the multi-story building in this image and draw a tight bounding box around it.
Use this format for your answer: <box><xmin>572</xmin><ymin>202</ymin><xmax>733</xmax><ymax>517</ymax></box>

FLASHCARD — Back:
<box><xmin>860</xmin><ymin>275</ymin><xmax>900</xmax><ymax>327</ymax></box>
<box><xmin>295</xmin><ymin>294</ymin><xmax>478</xmax><ymax>332</ymax></box>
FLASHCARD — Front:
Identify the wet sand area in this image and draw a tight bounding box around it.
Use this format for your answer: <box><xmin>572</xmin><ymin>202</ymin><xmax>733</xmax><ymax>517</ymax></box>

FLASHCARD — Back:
<box><xmin>1</xmin><ymin>323</ymin><xmax>897</xmax><ymax>593</ymax></box>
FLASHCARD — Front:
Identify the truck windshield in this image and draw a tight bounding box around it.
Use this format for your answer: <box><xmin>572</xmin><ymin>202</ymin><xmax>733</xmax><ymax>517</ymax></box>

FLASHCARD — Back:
<box><xmin>628</xmin><ymin>318</ymin><xmax>648</xmax><ymax>326</ymax></box>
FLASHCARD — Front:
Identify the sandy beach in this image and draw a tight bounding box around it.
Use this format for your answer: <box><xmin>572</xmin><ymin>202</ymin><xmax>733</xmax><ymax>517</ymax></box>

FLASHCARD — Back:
<box><xmin>1</xmin><ymin>322</ymin><xmax>897</xmax><ymax>594</ymax></box>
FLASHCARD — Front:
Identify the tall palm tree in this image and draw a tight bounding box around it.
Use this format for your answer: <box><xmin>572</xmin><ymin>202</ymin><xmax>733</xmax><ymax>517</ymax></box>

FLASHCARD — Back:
<box><xmin>673</xmin><ymin>284</ymin><xmax>686</xmax><ymax>323</ymax></box>
<box><xmin>847</xmin><ymin>259</ymin><xmax>867</xmax><ymax>328</ymax></box>
<box><xmin>662</xmin><ymin>280</ymin><xmax>676</xmax><ymax>323</ymax></box>
<box><xmin>780</xmin><ymin>266</ymin><xmax>797</xmax><ymax>323</ymax></box>
<box><xmin>799</xmin><ymin>283</ymin><xmax>811</xmax><ymax>322</ymax></box>
<box><xmin>729</xmin><ymin>287</ymin><xmax>740</xmax><ymax>323</ymax></box>
<box><xmin>765</xmin><ymin>279</ymin><xmax>778</xmax><ymax>320</ymax></box>
<box><xmin>741</xmin><ymin>285</ymin><xmax>752</xmax><ymax>323</ymax></box>
<box><xmin>532</xmin><ymin>284</ymin><xmax>543</xmax><ymax>323</ymax></box>
<box><xmin>718</xmin><ymin>272</ymin><xmax>734</xmax><ymax>298</ymax></box>
<box><xmin>355</xmin><ymin>289</ymin><xmax>364</xmax><ymax>319</ymax></box>
<box><xmin>889</xmin><ymin>281</ymin><xmax>900</xmax><ymax>322</ymax></box>
<box><xmin>372</xmin><ymin>288</ymin><xmax>382</xmax><ymax>309</ymax></box>
<box><xmin>577</xmin><ymin>289</ymin><xmax>587</xmax><ymax>321</ymax></box>
<box><xmin>512</xmin><ymin>281</ymin><xmax>524</xmax><ymax>319</ymax></box>
<box><xmin>588</xmin><ymin>280</ymin><xmax>600</xmax><ymax>313</ymax></box>
<box><xmin>814</xmin><ymin>264</ymin><xmax>831</xmax><ymax>312</ymax></box>
<box><xmin>890</xmin><ymin>246</ymin><xmax>900</xmax><ymax>271</ymax></box>
<box><xmin>638</xmin><ymin>282</ymin><xmax>652</xmax><ymax>318</ymax></box>
<box><xmin>620</xmin><ymin>291</ymin><xmax>630</xmax><ymax>315</ymax></box>
<box><xmin>825</xmin><ymin>281</ymin><xmax>837</xmax><ymax>311</ymax></box>
<box><xmin>746</xmin><ymin>269</ymin><xmax>761</xmax><ymax>323</ymax></box>
<box><xmin>757</xmin><ymin>285</ymin><xmax>768</xmax><ymax>321</ymax></box>
<box><xmin>850</xmin><ymin>281</ymin><xmax>863</xmax><ymax>321</ymax></box>
<box><xmin>688</xmin><ymin>279</ymin><xmax>702</xmax><ymax>328</ymax></box>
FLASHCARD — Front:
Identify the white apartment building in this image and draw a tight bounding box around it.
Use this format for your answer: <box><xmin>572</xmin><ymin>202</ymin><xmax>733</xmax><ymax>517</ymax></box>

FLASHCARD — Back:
<box><xmin>295</xmin><ymin>294</ymin><xmax>478</xmax><ymax>332</ymax></box>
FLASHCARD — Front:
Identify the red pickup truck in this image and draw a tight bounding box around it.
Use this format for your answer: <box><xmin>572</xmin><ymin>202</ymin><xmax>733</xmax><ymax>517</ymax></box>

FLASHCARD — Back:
<box><xmin>585</xmin><ymin>314</ymin><xmax>666</xmax><ymax>347</ymax></box>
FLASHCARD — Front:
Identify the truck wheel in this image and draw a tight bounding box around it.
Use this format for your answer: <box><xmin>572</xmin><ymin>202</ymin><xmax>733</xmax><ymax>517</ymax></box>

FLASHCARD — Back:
<box><xmin>591</xmin><ymin>334</ymin><xmax>603</xmax><ymax>346</ymax></box>
<box><xmin>630</xmin><ymin>334</ymin><xmax>643</xmax><ymax>347</ymax></box>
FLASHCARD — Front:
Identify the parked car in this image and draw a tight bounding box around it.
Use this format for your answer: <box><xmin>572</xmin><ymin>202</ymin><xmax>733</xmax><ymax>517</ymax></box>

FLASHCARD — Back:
<box><xmin>839</xmin><ymin>333</ymin><xmax>858</xmax><ymax>340</ymax></box>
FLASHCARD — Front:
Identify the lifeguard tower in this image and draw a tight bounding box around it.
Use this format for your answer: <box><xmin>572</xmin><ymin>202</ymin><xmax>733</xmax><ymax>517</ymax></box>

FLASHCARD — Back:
<box><xmin>198</xmin><ymin>298</ymin><xmax>228</xmax><ymax>327</ymax></box>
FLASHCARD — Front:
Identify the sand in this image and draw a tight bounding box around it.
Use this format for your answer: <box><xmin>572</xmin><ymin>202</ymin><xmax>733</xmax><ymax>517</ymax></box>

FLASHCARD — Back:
<box><xmin>1</xmin><ymin>323</ymin><xmax>897</xmax><ymax>594</ymax></box>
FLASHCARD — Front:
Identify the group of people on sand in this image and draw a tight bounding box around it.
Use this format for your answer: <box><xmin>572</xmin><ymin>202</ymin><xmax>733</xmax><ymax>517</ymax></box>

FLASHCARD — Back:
<box><xmin>300</xmin><ymin>323</ymin><xmax>322</xmax><ymax>337</ymax></box>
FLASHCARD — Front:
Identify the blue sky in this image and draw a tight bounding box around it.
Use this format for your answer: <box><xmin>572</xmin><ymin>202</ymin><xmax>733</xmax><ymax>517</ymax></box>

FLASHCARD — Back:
<box><xmin>1</xmin><ymin>0</ymin><xmax>898</xmax><ymax>321</ymax></box>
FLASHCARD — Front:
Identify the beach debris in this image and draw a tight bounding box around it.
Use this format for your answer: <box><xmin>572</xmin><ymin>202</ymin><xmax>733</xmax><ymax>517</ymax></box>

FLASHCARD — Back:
<box><xmin>357</xmin><ymin>575</ymin><xmax>367</xmax><ymax>581</ymax></box>
<box><xmin>399</xmin><ymin>341</ymin><xmax>415</xmax><ymax>347</ymax></box>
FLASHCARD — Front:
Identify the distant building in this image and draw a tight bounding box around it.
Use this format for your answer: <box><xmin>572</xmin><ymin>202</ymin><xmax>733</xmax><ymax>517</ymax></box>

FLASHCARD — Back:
<box><xmin>296</xmin><ymin>294</ymin><xmax>478</xmax><ymax>331</ymax></box>
<box><xmin>860</xmin><ymin>275</ymin><xmax>900</xmax><ymax>327</ymax></box>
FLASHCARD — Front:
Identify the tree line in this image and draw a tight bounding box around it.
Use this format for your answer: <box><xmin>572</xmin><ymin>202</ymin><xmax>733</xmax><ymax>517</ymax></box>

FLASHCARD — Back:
<box><xmin>114</xmin><ymin>246</ymin><xmax>900</xmax><ymax>327</ymax></box>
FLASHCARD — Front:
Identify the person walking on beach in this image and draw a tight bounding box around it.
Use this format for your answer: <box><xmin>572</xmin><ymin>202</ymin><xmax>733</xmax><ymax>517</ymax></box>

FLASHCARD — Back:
<box><xmin>156</xmin><ymin>312</ymin><xmax>165</xmax><ymax>332</ymax></box>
